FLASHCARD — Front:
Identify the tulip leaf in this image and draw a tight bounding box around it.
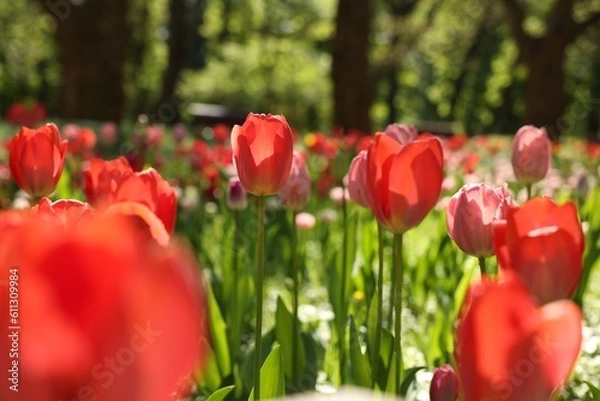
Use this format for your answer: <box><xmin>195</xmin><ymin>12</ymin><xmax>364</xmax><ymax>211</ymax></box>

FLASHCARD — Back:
<box><xmin>207</xmin><ymin>283</ymin><xmax>232</xmax><ymax>378</ymax></box>
<box><xmin>400</xmin><ymin>366</ymin><xmax>426</xmax><ymax>396</ymax></box>
<box><xmin>585</xmin><ymin>381</ymin><xmax>600</xmax><ymax>398</ymax></box>
<box><xmin>248</xmin><ymin>345</ymin><xmax>286</xmax><ymax>401</ymax></box>
<box><xmin>274</xmin><ymin>296</ymin><xmax>306</xmax><ymax>381</ymax></box>
<box><xmin>348</xmin><ymin>316</ymin><xmax>372</xmax><ymax>388</ymax></box>
<box><xmin>197</xmin><ymin>338</ymin><xmax>221</xmax><ymax>392</ymax></box>
<box><xmin>206</xmin><ymin>385</ymin><xmax>235</xmax><ymax>401</ymax></box>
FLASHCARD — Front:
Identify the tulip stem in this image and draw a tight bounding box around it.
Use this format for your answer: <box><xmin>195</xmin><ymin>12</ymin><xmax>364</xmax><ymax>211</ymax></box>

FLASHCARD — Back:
<box><xmin>478</xmin><ymin>257</ymin><xmax>487</xmax><ymax>277</ymax></box>
<box><xmin>229</xmin><ymin>209</ymin><xmax>241</xmax><ymax>366</ymax></box>
<box><xmin>253</xmin><ymin>196</ymin><xmax>265</xmax><ymax>401</ymax></box>
<box><xmin>526</xmin><ymin>184</ymin><xmax>532</xmax><ymax>200</ymax></box>
<box><xmin>339</xmin><ymin>182</ymin><xmax>348</xmax><ymax>384</ymax></box>
<box><xmin>291</xmin><ymin>211</ymin><xmax>300</xmax><ymax>385</ymax></box>
<box><xmin>372</xmin><ymin>223</ymin><xmax>385</xmax><ymax>387</ymax></box>
<box><xmin>393</xmin><ymin>233</ymin><xmax>404</xmax><ymax>395</ymax></box>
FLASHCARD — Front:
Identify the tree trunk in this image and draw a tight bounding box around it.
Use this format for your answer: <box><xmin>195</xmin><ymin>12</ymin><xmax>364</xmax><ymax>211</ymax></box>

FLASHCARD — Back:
<box><xmin>500</xmin><ymin>0</ymin><xmax>600</xmax><ymax>138</ymax></box>
<box><xmin>331</xmin><ymin>0</ymin><xmax>371</xmax><ymax>133</ymax></box>
<box><xmin>47</xmin><ymin>0</ymin><xmax>130</xmax><ymax>121</ymax></box>
<box><xmin>522</xmin><ymin>38</ymin><xmax>568</xmax><ymax>138</ymax></box>
<box><xmin>156</xmin><ymin>0</ymin><xmax>186</xmax><ymax>123</ymax></box>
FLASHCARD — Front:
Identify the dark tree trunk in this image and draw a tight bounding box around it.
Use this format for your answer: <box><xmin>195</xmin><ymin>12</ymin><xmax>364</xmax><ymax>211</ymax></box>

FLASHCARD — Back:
<box><xmin>331</xmin><ymin>0</ymin><xmax>371</xmax><ymax>133</ymax></box>
<box><xmin>45</xmin><ymin>0</ymin><xmax>130</xmax><ymax>121</ymax></box>
<box><xmin>500</xmin><ymin>0</ymin><xmax>600</xmax><ymax>138</ymax></box>
<box><xmin>522</xmin><ymin>38</ymin><xmax>568</xmax><ymax>137</ymax></box>
<box><xmin>156</xmin><ymin>0</ymin><xmax>186</xmax><ymax>123</ymax></box>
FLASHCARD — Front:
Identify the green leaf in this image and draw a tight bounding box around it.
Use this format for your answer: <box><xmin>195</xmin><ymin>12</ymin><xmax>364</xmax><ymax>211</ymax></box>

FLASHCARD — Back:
<box><xmin>274</xmin><ymin>296</ymin><xmax>306</xmax><ymax>381</ymax></box>
<box><xmin>348</xmin><ymin>316</ymin><xmax>372</xmax><ymax>388</ymax></box>
<box><xmin>400</xmin><ymin>366</ymin><xmax>426</xmax><ymax>396</ymax></box>
<box><xmin>196</xmin><ymin>339</ymin><xmax>222</xmax><ymax>392</ymax></box>
<box><xmin>207</xmin><ymin>385</ymin><xmax>235</xmax><ymax>401</ymax></box>
<box><xmin>248</xmin><ymin>345</ymin><xmax>286</xmax><ymax>401</ymax></box>
<box><xmin>207</xmin><ymin>283</ymin><xmax>232</xmax><ymax>378</ymax></box>
<box><xmin>585</xmin><ymin>381</ymin><xmax>600</xmax><ymax>398</ymax></box>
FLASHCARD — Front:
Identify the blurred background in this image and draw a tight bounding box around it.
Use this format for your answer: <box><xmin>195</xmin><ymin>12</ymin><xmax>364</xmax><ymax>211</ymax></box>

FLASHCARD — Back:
<box><xmin>1</xmin><ymin>0</ymin><xmax>600</xmax><ymax>139</ymax></box>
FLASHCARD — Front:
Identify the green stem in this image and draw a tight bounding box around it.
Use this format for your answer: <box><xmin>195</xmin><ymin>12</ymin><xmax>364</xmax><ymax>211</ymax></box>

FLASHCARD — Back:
<box><xmin>339</xmin><ymin>182</ymin><xmax>348</xmax><ymax>383</ymax></box>
<box><xmin>254</xmin><ymin>196</ymin><xmax>265</xmax><ymax>400</ymax></box>
<box><xmin>526</xmin><ymin>184</ymin><xmax>532</xmax><ymax>200</ymax></box>
<box><xmin>291</xmin><ymin>211</ymin><xmax>300</xmax><ymax>384</ymax></box>
<box><xmin>372</xmin><ymin>223</ymin><xmax>385</xmax><ymax>387</ymax></box>
<box><xmin>388</xmin><ymin>236</ymin><xmax>396</xmax><ymax>328</ymax></box>
<box><xmin>229</xmin><ymin>210</ymin><xmax>240</xmax><ymax>366</ymax></box>
<box><xmin>478</xmin><ymin>257</ymin><xmax>487</xmax><ymax>277</ymax></box>
<box><xmin>393</xmin><ymin>233</ymin><xmax>404</xmax><ymax>395</ymax></box>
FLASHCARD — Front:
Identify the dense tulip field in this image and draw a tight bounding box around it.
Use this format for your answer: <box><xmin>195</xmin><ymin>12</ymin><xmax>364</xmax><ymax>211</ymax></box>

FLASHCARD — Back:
<box><xmin>0</xmin><ymin>114</ymin><xmax>599</xmax><ymax>401</ymax></box>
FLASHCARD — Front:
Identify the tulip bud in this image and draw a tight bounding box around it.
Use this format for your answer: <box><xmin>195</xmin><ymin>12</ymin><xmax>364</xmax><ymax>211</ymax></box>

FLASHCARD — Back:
<box><xmin>9</xmin><ymin>123</ymin><xmax>68</xmax><ymax>197</ymax></box>
<box><xmin>511</xmin><ymin>125</ymin><xmax>551</xmax><ymax>185</ymax></box>
<box><xmin>227</xmin><ymin>177</ymin><xmax>248</xmax><ymax>210</ymax></box>
<box><xmin>278</xmin><ymin>151</ymin><xmax>311</xmax><ymax>212</ymax></box>
<box><xmin>430</xmin><ymin>365</ymin><xmax>460</xmax><ymax>401</ymax></box>
<box><xmin>384</xmin><ymin>123</ymin><xmax>418</xmax><ymax>145</ymax></box>
<box><xmin>346</xmin><ymin>150</ymin><xmax>370</xmax><ymax>208</ymax></box>
<box><xmin>446</xmin><ymin>183</ymin><xmax>513</xmax><ymax>258</ymax></box>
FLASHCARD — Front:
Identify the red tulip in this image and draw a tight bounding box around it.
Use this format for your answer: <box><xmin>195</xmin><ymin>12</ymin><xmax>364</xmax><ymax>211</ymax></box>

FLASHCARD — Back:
<box><xmin>84</xmin><ymin>157</ymin><xmax>133</xmax><ymax>204</ymax></box>
<box><xmin>511</xmin><ymin>125</ymin><xmax>551</xmax><ymax>185</ymax></box>
<box><xmin>30</xmin><ymin>197</ymin><xmax>94</xmax><ymax>229</ymax></box>
<box><xmin>108</xmin><ymin>168</ymin><xmax>177</xmax><ymax>233</ymax></box>
<box><xmin>446</xmin><ymin>183</ymin><xmax>512</xmax><ymax>258</ymax></box>
<box><xmin>346</xmin><ymin>150</ymin><xmax>370</xmax><ymax>208</ymax></box>
<box><xmin>492</xmin><ymin>197</ymin><xmax>584</xmax><ymax>304</ymax></box>
<box><xmin>278</xmin><ymin>151</ymin><xmax>311</xmax><ymax>211</ymax></box>
<box><xmin>231</xmin><ymin>113</ymin><xmax>294</xmax><ymax>196</ymax></box>
<box><xmin>9</xmin><ymin>124</ymin><xmax>68</xmax><ymax>197</ymax></box>
<box><xmin>0</xmin><ymin>214</ymin><xmax>207</xmax><ymax>401</ymax></box>
<box><xmin>456</xmin><ymin>274</ymin><xmax>582</xmax><ymax>401</ymax></box>
<box><xmin>366</xmin><ymin>133</ymin><xmax>444</xmax><ymax>234</ymax></box>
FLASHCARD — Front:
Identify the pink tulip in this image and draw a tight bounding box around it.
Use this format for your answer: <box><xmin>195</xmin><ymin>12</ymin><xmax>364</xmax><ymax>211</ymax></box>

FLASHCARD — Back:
<box><xmin>511</xmin><ymin>125</ymin><xmax>551</xmax><ymax>185</ymax></box>
<box><xmin>278</xmin><ymin>151</ymin><xmax>311</xmax><ymax>212</ymax></box>
<box><xmin>346</xmin><ymin>150</ymin><xmax>370</xmax><ymax>208</ymax></box>
<box><xmin>384</xmin><ymin>123</ymin><xmax>418</xmax><ymax>145</ymax></box>
<box><xmin>446</xmin><ymin>183</ymin><xmax>513</xmax><ymax>258</ymax></box>
<box><xmin>295</xmin><ymin>212</ymin><xmax>316</xmax><ymax>230</ymax></box>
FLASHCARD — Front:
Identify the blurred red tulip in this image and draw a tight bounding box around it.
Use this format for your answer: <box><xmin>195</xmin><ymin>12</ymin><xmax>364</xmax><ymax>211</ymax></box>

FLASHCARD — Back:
<box><xmin>0</xmin><ymin>214</ymin><xmax>207</xmax><ymax>401</ymax></box>
<box><xmin>104</xmin><ymin>201</ymin><xmax>170</xmax><ymax>247</ymax></box>
<box><xmin>68</xmin><ymin>127</ymin><xmax>97</xmax><ymax>156</ymax></box>
<box><xmin>446</xmin><ymin>183</ymin><xmax>512</xmax><ymax>258</ymax></box>
<box><xmin>231</xmin><ymin>113</ymin><xmax>294</xmax><ymax>196</ymax></box>
<box><xmin>108</xmin><ymin>168</ymin><xmax>177</xmax><ymax>233</ymax></box>
<box><xmin>456</xmin><ymin>274</ymin><xmax>582</xmax><ymax>401</ymax></box>
<box><xmin>492</xmin><ymin>197</ymin><xmax>584</xmax><ymax>304</ymax></box>
<box><xmin>212</xmin><ymin>124</ymin><xmax>230</xmax><ymax>144</ymax></box>
<box><xmin>278</xmin><ymin>151</ymin><xmax>311</xmax><ymax>212</ymax></box>
<box><xmin>30</xmin><ymin>197</ymin><xmax>94</xmax><ymax>229</ymax></box>
<box><xmin>5</xmin><ymin>102</ymin><xmax>47</xmax><ymax>127</ymax></box>
<box><xmin>9</xmin><ymin>124</ymin><xmax>68</xmax><ymax>197</ymax></box>
<box><xmin>304</xmin><ymin>132</ymin><xmax>339</xmax><ymax>159</ymax></box>
<box><xmin>511</xmin><ymin>125</ymin><xmax>551</xmax><ymax>185</ymax></box>
<box><xmin>366</xmin><ymin>133</ymin><xmax>444</xmax><ymax>234</ymax></box>
<box><xmin>346</xmin><ymin>150</ymin><xmax>370</xmax><ymax>208</ymax></box>
<box><xmin>84</xmin><ymin>157</ymin><xmax>133</xmax><ymax>204</ymax></box>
